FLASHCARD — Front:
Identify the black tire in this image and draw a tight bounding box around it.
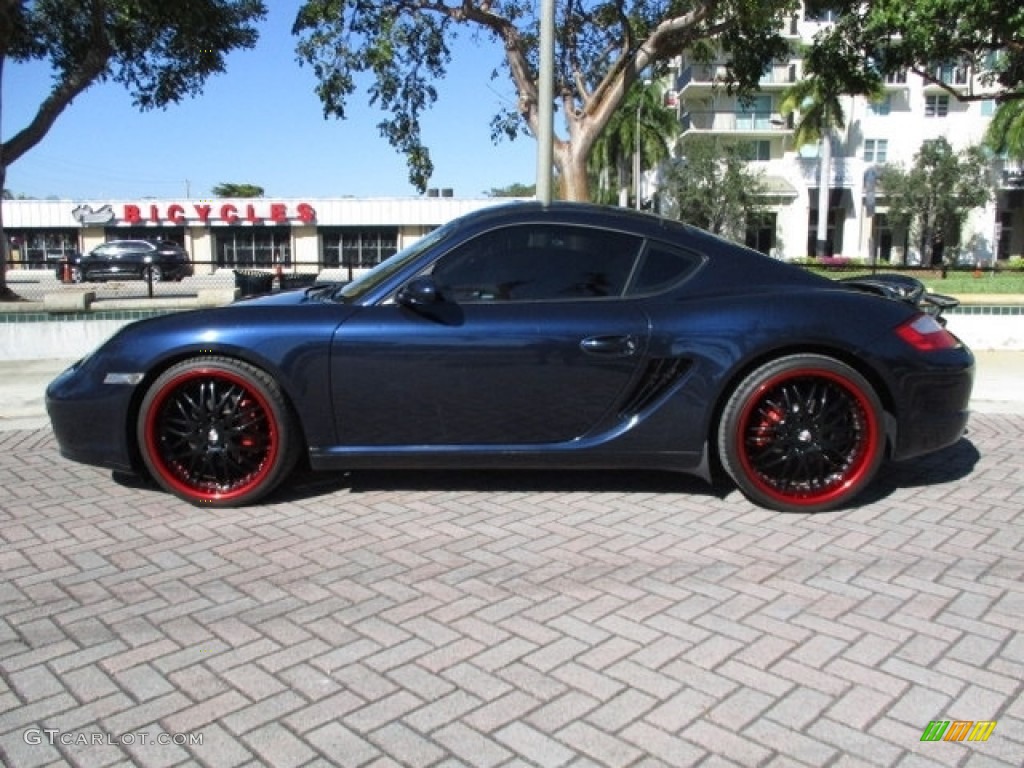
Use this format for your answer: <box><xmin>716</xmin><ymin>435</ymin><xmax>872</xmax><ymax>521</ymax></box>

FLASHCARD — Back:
<box><xmin>144</xmin><ymin>265</ymin><xmax>163</xmax><ymax>283</ymax></box>
<box><xmin>137</xmin><ymin>357</ymin><xmax>299</xmax><ymax>507</ymax></box>
<box><xmin>718</xmin><ymin>354</ymin><xmax>885</xmax><ymax>512</ymax></box>
<box><xmin>71</xmin><ymin>266</ymin><xmax>84</xmax><ymax>284</ymax></box>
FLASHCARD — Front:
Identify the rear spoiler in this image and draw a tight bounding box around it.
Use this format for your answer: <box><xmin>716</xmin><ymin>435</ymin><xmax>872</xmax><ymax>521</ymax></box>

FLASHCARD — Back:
<box><xmin>838</xmin><ymin>274</ymin><xmax>959</xmax><ymax>324</ymax></box>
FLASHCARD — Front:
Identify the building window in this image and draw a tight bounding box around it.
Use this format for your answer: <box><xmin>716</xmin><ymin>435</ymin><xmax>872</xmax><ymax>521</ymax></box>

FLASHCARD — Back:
<box><xmin>735</xmin><ymin>95</ymin><xmax>773</xmax><ymax>131</ymax></box>
<box><xmin>745</xmin><ymin>213</ymin><xmax>776</xmax><ymax>256</ymax></box>
<box><xmin>869</xmin><ymin>95</ymin><xmax>891</xmax><ymax>116</ymax></box>
<box><xmin>321</xmin><ymin>229</ymin><xmax>398</xmax><ymax>270</ymax></box>
<box><xmin>864</xmin><ymin>139</ymin><xmax>888</xmax><ymax>163</ymax></box>
<box><xmin>925</xmin><ymin>94</ymin><xmax>949</xmax><ymax>117</ymax></box>
<box><xmin>981</xmin><ymin>99</ymin><xmax>996</xmax><ymax>117</ymax></box>
<box><xmin>885</xmin><ymin>70</ymin><xmax>907</xmax><ymax>85</ymax></box>
<box><xmin>739</xmin><ymin>140</ymin><xmax>771</xmax><ymax>161</ymax></box>
<box><xmin>934</xmin><ymin>63</ymin><xmax>969</xmax><ymax>85</ymax></box>
<box><xmin>8</xmin><ymin>230</ymin><xmax>78</xmax><ymax>270</ymax></box>
<box><xmin>215</xmin><ymin>229</ymin><xmax>291</xmax><ymax>268</ymax></box>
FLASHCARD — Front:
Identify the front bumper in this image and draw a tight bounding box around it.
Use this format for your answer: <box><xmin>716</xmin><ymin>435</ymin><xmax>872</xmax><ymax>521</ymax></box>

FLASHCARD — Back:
<box><xmin>45</xmin><ymin>362</ymin><xmax>138</xmax><ymax>474</ymax></box>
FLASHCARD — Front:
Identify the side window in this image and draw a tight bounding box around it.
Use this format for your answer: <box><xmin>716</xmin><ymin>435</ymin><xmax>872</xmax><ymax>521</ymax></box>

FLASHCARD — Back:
<box><xmin>431</xmin><ymin>224</ymin><xmax>643</xmax><ymax>302</ymax></box>
<box><xmin>627</xmin><ymin>243</ymin><xmax>702</xmax><ymax>296</ymax></box>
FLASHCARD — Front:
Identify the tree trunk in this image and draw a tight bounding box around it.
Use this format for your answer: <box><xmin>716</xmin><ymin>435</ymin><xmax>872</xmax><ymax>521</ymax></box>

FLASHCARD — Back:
<box><xmin>556</xmin><ymin>142</ymin><xmax>591</xmax><ymax>202</ymax></box>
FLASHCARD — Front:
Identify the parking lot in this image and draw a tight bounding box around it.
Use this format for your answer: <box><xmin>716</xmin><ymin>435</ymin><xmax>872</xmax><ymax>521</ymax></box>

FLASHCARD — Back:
<box><xmin>1</xmin><ymin>410</ymin><xmax>1022</xmax><ymax>767</ymax></box>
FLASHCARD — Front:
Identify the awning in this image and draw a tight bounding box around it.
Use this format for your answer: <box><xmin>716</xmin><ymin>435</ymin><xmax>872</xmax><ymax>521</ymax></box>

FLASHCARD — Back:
<box><xmin>758</xmin><ymin>176</ymin><xmax>799</xmax><ymax>198</ymax></box>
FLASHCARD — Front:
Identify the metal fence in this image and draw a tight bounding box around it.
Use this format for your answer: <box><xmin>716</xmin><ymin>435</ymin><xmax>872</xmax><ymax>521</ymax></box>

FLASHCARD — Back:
<box><xmin>3</xmin><ymin>259</ymin><xmax>1019</xmax><ymax>305</ymax></box>
<box><xmin>4</xmin><ymin>261</ymin><xmax>349</xmax><ymax>304</ymax></box>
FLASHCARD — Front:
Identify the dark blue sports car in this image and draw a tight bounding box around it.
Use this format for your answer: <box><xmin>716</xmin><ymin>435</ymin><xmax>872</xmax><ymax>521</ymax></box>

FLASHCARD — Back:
<box><xmin>46</xmin><ymin>202</ymin><xmax>974</xmax><ymax>512</ymax></box>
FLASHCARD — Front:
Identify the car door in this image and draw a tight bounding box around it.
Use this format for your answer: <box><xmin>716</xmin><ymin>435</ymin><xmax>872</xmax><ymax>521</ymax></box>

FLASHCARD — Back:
<box><xmin>329</xmin><ymin>223</ymin><xmax>651</xmax><ymax>447</ymax></box>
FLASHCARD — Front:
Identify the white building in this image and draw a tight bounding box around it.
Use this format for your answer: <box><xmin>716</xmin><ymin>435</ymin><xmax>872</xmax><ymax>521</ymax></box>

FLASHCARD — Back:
<box><xmin>668</xmin><ymin>5</ymin><xmax>1023</xmax><ymax>264</ymax></box>
<box><xmin>1</xmin><ymin>196</ymin><xmax>514</xmax><ymax>278</ymax></box>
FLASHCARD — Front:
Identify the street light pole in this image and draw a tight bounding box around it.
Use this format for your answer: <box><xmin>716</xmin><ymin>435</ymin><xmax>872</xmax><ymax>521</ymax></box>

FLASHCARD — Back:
<box><xmin>535</xmin><ymin>0</ymin><xmax>555</xmax><ymax>206</ymax></box>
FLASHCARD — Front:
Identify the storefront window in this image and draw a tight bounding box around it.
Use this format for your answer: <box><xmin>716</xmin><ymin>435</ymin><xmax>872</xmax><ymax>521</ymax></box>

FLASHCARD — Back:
<box><xmin>7</xmin><ymin>230</ymin><xmax>79</xmax><ymax>269</ymax></box>
<box><xmin>321</xmin><ymin>229</ymin><xmax>399</xmax><ymax>270</ymax></box>
<box><xmin>215</xmin><ymin>229</ymin><xmax>291</xmax><ymax>268</ymax></box>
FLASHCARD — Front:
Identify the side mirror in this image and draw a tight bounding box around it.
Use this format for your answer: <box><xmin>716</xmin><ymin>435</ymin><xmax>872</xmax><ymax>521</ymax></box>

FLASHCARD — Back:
<box><xmin>397</xmin><ymin>275</ymin><xmax>443</xmax><ymax>308</ymax></box>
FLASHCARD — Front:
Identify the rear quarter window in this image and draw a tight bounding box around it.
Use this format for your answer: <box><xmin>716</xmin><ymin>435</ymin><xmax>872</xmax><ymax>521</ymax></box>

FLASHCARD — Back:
<box><xmin>627</xmin><ymin>242</ymin><xmax>703</xmax><ymax>296</ymax></box>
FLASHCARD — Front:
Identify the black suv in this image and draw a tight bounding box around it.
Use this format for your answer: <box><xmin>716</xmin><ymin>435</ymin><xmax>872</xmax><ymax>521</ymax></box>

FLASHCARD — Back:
<box><xmin>59</xmin><ymin>240</ymin><xmax>193</xmax><ymax>283</ymax></box>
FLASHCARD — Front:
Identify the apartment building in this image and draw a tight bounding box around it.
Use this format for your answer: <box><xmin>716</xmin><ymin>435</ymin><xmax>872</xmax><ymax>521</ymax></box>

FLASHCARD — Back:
<box><xmin>669</xmin><ymin>7</ymin><xmax>1022</xmax><ymax>264</ymax></box>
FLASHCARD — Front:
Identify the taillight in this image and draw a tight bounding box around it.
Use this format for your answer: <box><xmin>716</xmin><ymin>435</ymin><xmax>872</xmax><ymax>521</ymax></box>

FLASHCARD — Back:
<box><xmin>895</xmin><ymin>313</ymin><xmax>959</xmax><ymax>351</ymax></box>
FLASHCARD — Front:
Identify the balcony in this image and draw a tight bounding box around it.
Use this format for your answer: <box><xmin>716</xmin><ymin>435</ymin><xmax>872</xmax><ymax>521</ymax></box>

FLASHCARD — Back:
<box><xmin>680</xmin><ymin>110</ymin><xmax>793</xmax><ymax>136</ymax></box>
<box><xmin>676</xmin><ymin>65</ymin><xmax>729</xmax><ymax>94</ymax></box>
<box><xmin>758</xmin><ymin>63</ymin><xmax>799</xmax><ymax>89</ymax></box>
<box><xmin>999</xmin><ymin>162</ymin><xmax>1024</xmax><ymax>189</ymax></box>
<box><xmin>797</xmin><ymin>157</ymin><xmax>863</xmax><ymax>189</ymax></box>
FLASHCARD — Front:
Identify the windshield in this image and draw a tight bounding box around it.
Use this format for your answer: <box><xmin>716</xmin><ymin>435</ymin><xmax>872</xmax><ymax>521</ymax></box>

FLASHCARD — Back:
<box><xmin>334</xmin><ymin>221</ymin><xmax>458</xmax><ymax>302</ymax></box>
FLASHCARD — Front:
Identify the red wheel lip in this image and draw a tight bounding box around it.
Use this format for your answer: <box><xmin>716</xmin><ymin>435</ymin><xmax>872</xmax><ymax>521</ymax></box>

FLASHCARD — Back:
<box><xmin>143</xmin><ymin>367</ymin><xmax>281</xmax><ymax>504</ymax></box>
<box><xmin>734</xmin><ymin>367</ymin><xmax>881</xmax><ymax>509</ymax></box>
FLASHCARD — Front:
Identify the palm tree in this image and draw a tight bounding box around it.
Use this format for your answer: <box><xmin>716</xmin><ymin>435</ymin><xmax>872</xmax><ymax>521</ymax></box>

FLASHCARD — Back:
<box><xmin>986</xmin><ymin>100</ymin><xmax>1024</xmax><ymax>160</ymax></box>
<box><xmin>781</xmin><ymin>76</ymin><xmax>847</xmax><ymax>258</ymax></box>
<box><xmin>589</xmin><ymin>81</ymin><xmax>677</xmax><ymax>208</ymax></box>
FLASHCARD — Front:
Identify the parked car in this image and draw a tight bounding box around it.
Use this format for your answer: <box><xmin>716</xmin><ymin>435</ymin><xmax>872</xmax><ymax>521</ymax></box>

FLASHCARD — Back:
<box><xmin>57</xmin><ymin>240</ymin><xmax>193</xmax><ymax>283</ymax></box>
<box><xmin>46</xmin><ymin>202</ymin><xmax>974</xmax><ymax>511</ymax></box>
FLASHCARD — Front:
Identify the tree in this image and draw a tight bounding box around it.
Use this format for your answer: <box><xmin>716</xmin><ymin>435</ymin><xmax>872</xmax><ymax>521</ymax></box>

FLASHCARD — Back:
<box><xmin>660</xmin><ymin>136</ymin><xmax>766</xmax><ymax>240</ymax></box>
<box><xmin>212</xmin><ymin>182</ymin><xmax>266</xmax><ymax>197</ymax></box>
<box><xmin>588</xmin><ymin>80</ymin><xmax>677</xmax><ymax>207</ymax></box>
<box><xmin>804</xmin><ymin>0</ymin><xmax>1023</xmax><ymax>102</ymax></box>
<box><xmin>293</xmin><ymin>0</ymin><xmax>798</xmax><ymax>200</ymax></box>
<box><xmin>780</xmin><ymin>34</ymin><xmax>881</xmax><ymax>258</ymax></box>
<box><xmin>486</xmin><ymin>182</ymin><xmax>535</xmax><ymax>197</ymax></box>
<box><xmin>878</xmin><ymin>138</ymin><xmax>992</xmax><ymax>266</ymax></box>
<box><xmin>0</xmin><ymin>0</ymin><xmax>267</xmax><ymax>299</ymax></box>
<box><xmin>986</xmin><ymin>99</ymin><xmax>1024</xmax><ymax>161</ymax></box>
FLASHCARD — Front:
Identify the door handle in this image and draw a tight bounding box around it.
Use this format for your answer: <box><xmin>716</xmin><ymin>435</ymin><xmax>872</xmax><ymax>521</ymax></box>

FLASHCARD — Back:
<box><xmin>580</xmin><ymin>335</ymin><xmax>639</xmax><ymax>357</ymax></box>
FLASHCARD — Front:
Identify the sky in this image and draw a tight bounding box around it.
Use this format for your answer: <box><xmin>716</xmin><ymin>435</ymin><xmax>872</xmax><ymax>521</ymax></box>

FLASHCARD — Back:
<box><xmin>3</xmin><ymin>2</ymin><xmax>539</xmax><ymax>201</ymax></box>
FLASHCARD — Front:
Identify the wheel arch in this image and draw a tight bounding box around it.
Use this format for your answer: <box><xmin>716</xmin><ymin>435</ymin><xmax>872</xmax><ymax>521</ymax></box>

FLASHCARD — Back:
<box><xmin>706</xmin><ymin>343</ymin><xmax>898</xmax><ymax>475</ymax></box>
<box><xmin>123</xmin><ymin>348</ymin><xmax>310</xmax><ymax>474</ymax></box>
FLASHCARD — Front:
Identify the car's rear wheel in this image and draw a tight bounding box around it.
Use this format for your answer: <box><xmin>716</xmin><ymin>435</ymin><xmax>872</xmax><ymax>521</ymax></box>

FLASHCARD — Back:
<box><xmin>718</xmin><ymin>354</ymin><xmax>885</xmax><ymax>512</ymax></box>
<box><xmin>137</xmin><ymin>357</ymin><xmax>299</xmax><ymax>507</ymax></box>
<box><xmin>144</xmin><ymin>265</ymin><xmax>163</xmax><ymax>283</ymax></box>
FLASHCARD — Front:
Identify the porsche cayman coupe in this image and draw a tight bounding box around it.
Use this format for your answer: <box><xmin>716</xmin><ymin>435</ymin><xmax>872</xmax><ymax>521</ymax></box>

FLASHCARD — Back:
<box><xmin>47</xmin><ymin>203</ymin><xmax>974</xmax><ymax>512</ymax></box>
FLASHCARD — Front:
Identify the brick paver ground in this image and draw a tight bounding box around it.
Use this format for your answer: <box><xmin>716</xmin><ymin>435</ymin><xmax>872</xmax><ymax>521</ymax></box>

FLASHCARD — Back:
<box><xmin>1</xmin><ymin>416</ymin><xmax>1021</xmax><ymax>767</ymax></box>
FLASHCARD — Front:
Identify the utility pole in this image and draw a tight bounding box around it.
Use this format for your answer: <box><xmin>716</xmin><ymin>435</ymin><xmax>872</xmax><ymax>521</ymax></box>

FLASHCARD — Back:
<box><xmin>535</xmin><ymin>0</ymin><xmax>555</xmax><ymax>205</ymax></box>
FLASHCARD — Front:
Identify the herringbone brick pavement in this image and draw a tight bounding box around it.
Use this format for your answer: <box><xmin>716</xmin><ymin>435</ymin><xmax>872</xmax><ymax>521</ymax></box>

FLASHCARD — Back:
<box><xmin>0</xmin><ymin>416</ymin><xmax>1021</xmax><ymax>767</ymax></box>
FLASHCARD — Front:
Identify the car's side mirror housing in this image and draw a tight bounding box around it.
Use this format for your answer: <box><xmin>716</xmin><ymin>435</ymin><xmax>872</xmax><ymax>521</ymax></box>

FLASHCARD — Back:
<box><xmin>397</xmin><ymin>275</ymin><xmax>443</xmax><ymax>308</ymax></box>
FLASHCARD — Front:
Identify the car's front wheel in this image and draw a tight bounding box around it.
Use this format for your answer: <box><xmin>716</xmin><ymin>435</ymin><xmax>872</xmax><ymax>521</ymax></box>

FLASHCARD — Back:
<box><xmin>137</xmin><ymin>357</ymin><xmax>299</xmax><ymax>507</ymax></box>
<box><xmin>144</xmin><ymin>265</ymin><xmax>163</xmax><ymax>283</ymax></box>
<box><xmin>718</xmin><ymin>354</ymin><xmax>885</xmax><ymax>513</ymax></box>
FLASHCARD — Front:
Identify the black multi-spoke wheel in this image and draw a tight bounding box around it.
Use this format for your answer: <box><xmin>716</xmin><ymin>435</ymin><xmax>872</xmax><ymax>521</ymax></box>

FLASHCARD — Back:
<box><xmin>719</xmin><ymin>355</ymin><xmax>885</xmax><ymax>512</ymax></box>
<box><xmin>138</xmin><ymin>357</ymin><xmax>298</xmax><ymax>506</ymax></box>
<box><xmin>144</xmin><ymin>265</ymin><xmax>163</xmax><ymax>283</ymax></box>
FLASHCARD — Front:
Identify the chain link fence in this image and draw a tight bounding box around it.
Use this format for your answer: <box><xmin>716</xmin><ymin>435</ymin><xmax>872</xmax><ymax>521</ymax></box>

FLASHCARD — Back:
<box><xmin>4</xmin><ymin>262</ymin><xmax>343</xmax><ymax>304</ymax></box>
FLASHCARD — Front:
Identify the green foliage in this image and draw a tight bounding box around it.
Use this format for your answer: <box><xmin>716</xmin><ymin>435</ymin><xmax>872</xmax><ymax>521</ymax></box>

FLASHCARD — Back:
<box><xmin>0</xmin><ymin>0</ymin><xmax>267</xmax><ymax>296</ymax></box>
<box><xmin>802</xmin><ymin>1</ymin><xmax>1024</xmax><ymax>104</ymax></box>
<box><xmin>212</xmin><ymin>182</ymin><xmax>265</xmax><ymax>197</ymax></box>
<box><xmin>1</xmin><ymin>0</ymin><xmax>266</xmax><ymax>165</ymax></box>
<box><xmin>878</xmin><ymin>138</ymin><xmax>992</xmax><ymax>266</ymax></box>
<box><xmin>293</xmin><ymin>0</ymin><xmax>801</xmax><ymax>197</ymax></box>
<box><xmin>986</xmin><ymin>99</ymin><xmax>1024</xmax><ymax>161</ymax></box>
<box><xmin>588</xmin><ymin>80</ymin><xmax>676</xmax><ymax>206</ymax></box>
<box><xmin>486</xmin><ymin>182</ymin><xmax>536</xmax><ymax>197</ymax></box>
<box><xmin>661</xmin><ymin>136</ymin><xmax>766</xmax><ymax>238</ymax></box>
